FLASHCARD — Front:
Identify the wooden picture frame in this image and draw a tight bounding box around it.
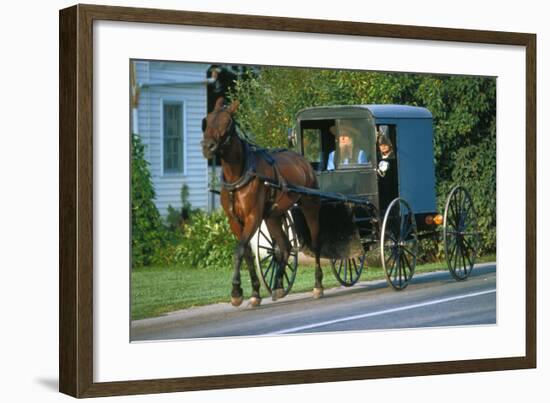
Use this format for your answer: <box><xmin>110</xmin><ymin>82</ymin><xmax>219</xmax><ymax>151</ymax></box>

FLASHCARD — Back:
<box><xmin>59</xmin><ymin>3</ymin><xmax>536</xmax><ymax>398</ymax></box>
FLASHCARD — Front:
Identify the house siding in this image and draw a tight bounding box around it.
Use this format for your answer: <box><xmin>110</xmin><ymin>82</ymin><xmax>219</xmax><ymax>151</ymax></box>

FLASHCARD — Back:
<box><xmin>134</xmin><ymin>61</ymin><xmax>209</xmax><ymax>216</ymax></box>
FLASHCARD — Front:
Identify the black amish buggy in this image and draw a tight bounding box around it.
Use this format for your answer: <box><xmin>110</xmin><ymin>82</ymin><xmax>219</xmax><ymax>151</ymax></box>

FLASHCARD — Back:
<box><xmin>253</xmin><ymin>104</ymin><xmax>480</xmax><ymax>295</ymax></box>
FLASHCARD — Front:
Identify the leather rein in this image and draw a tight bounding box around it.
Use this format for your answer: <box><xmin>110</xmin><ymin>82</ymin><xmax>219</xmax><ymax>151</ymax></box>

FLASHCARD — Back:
<box><xmin>216</xmin><ymin>114</ymin><xmax>256</xmax><ymax>192</ymax></box>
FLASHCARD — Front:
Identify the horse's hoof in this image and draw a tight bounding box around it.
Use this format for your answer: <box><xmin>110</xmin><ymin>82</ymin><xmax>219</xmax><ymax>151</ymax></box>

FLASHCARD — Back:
<box><xmin>231</xmin><ymin>295</ymin><xmax>244</xmax><ymax>307</ymax></box>
<box><xmin>248</xmin><ymin>296</ymin><xmax>262</xmax><ymax>307</ymax></box>
<box><xmin>272</xmin><ymin>288</ymin><xmax>285</xmax><ymax>301</ymax></box>
<box><xmin>313</xmin><ymin>287</ymin><xmax>324</xmax><ymax>299</ymax></box>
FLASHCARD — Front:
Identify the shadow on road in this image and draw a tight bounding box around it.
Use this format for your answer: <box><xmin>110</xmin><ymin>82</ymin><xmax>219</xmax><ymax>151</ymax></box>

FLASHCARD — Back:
<box><xmin>200</xmin><ymin>263</ymin><xmax>496</xmax><ymax>313</ymax></box>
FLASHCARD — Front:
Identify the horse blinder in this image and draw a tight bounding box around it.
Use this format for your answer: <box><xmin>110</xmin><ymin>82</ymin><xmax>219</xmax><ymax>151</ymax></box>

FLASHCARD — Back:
<box><xmin>202</xmin><ymin>119</ymin><xmax>235</xmax><ymax>158</ymax></box>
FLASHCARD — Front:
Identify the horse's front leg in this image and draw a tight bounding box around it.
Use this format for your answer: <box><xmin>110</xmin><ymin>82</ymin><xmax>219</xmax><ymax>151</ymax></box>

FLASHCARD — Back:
<box><xmin>226</xmin><ymin>217</ymin><xmax>245</xmax><ymax>306</ymax></box>
<box><xmin>230</xmin><ymin>216</ymin><xmax>263</xmax><ymax>307</ymax></box>
<box><xmin>230</xmin><ymin>240</ymin><xmax>246</xmax><ymax>307</ymax></box>
<box><xmin>243</xmin><ymin>244</ymin><xmax>262</xmax><ymax>307</ymax></box>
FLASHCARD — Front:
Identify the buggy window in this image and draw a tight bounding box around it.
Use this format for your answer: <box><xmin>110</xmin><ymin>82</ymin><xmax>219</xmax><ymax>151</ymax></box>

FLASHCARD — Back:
<box><xmin>300</xmin><ymin>119</ymin><xmax>335</xmax><ymax>171</ymax></box>
<box><xmin>329</xmin><ymin>119</ymin><xmax>375</xmax><ymax>170</ymax></box>
<box><xmin>300</xmin><ymin>118</ymin><xmax>376</xmax><ymax>171</ymax></box>
<box><xmin>302</xmin><ymin>128</ymin><xmax>322</xmax><ymax>166</ymax></box>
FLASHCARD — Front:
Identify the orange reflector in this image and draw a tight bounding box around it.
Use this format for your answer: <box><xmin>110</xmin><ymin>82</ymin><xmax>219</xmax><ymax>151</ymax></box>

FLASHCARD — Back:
<box><xmin>425</xmin><ymin>215</ymin><xmax>434</xmax><ymax>225</ymax></box>
<box><xmin>434</xmin><ymin>214</ymin><xmax>444</xmax><ymax>225</ymax></box>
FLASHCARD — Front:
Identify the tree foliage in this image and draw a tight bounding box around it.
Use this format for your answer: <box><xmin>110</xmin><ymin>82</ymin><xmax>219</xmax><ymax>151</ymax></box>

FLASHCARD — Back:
<box><xmin>131</xmin><ymin>134</ymin><xmax>167</xmax><ymax>267</ymax></box>
<box><xmin>231</xmin><ymin>68</ymin><xmax>496</xmax><ymax>254</ymax></box>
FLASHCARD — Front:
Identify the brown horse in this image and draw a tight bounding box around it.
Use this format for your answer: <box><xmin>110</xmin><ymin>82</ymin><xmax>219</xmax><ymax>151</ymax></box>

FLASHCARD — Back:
<box><xmin>201</xmin><ymin>98</ymin><xmax>324</xmax><ymax>307</ymax></box>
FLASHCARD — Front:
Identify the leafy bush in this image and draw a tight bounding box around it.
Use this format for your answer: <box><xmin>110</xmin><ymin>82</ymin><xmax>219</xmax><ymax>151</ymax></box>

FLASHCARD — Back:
<box><xmin>445</xmin><ymin>136</ymin><xmax>496</xmax><ymax>254</ymax></box>
<box><xmin>131</xmin><ymin>134</ymin><xmax>167</xmax><ymax>267</ymax></box>
<box><xmin>172</xmin><ymin>210</ymin><xmax>236</xmax><ymax>270</ymax></box>
<box><xmin>166</xmin><ymin>184</ymin><xmax>197</xmax><ymax>232</ymax></box>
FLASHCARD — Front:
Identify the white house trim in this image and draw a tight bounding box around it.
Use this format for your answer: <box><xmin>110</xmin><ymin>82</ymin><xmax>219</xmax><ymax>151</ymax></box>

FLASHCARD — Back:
<box><xmin>132</xmin><ymin>108</ymin><xmax>139</xmax><ymax>134</ymax></box>
<box><xmin>159</xmin><ymin>96</ymin><xmax>188</xmax><ymax>177</ymax></box>
<box><xmin>139</xmin><ymin>78</ymin><xmax>214</xmax><ymax>88</ymax></box>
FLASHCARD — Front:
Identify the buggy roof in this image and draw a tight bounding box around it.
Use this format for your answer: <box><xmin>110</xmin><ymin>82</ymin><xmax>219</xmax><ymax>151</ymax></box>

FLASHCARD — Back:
<box><xmin>296</xmin><ymin>104</ymin><xmax>432</xmax><ymax>120</ymax></box>
<box><xmin>364</xmin><ymin>104</ymin><xmax>432</xmax><ymax>119</ymax></box>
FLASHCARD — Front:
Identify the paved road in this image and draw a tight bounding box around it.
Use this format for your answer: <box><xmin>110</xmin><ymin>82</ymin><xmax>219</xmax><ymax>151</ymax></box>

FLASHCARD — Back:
<box><xmin>131</xmin><ymin>263</ymin><xmax>496</xmax><ymax>341</ymax></box>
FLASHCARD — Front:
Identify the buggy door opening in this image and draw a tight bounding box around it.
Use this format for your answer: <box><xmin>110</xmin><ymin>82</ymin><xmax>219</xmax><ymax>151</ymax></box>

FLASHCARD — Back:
<box><xmin>376</xmin><ymin>124</ymin><xmax>399</xmax><ymax>212</ymax></box>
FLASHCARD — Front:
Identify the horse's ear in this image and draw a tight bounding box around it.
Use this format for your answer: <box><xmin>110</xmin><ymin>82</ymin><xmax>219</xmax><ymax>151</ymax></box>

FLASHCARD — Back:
<box><xmin>228</xmin><ymin>100</ymin><xmax>240</xmax><ymax>114</ymax></box>
<box><xmin>214</xmin><ymin>97</ymin><xmax>225</xmax><ymax>111</ymax></box>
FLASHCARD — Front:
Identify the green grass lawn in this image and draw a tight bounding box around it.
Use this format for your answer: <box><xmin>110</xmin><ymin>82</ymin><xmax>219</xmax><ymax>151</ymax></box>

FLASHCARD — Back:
<box><xmin>131</xmin><ymin>254</ymin><xmax>495</xmax><ymax>321</ymax></box>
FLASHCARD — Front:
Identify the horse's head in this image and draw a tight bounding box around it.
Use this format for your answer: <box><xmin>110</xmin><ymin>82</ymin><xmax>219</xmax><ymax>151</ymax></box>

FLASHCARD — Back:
<box><xmin>201</xmin><ymin>98</ymin><xmax>240</xmax><ymax>159</ymax></box>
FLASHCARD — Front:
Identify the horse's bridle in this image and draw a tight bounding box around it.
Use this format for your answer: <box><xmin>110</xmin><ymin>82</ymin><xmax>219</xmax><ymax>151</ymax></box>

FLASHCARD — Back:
<box><xmin>203</xmin><ymin>107</ymin><xmax>237</xmax><ymax>155</ymax></box>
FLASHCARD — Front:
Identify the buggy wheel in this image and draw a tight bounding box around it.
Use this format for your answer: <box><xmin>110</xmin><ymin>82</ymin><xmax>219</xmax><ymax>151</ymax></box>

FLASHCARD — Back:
<box><xmin>254</xmin><ymin>211</ymin><xmax>298</xmax><ymax>297</ymax></box>
<box><xmin>331</xmin><ymin>254</ymin><xmax>366</xmax><ymax>287</ymax></box>
<box><xmin>443</xmin><ymin>186</ymin><xmax>480</xmax><ymax>281</ymax></box>
<box><xmin>381</xmin><ymin>198</ymin><xmax>418</xmax><ymax>290</ymax></box>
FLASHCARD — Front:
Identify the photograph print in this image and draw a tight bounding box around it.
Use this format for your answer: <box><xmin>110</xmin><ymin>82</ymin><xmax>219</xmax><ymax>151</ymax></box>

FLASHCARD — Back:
<box><xmin>129</xmin><ymin>60</ymin><xmax>496</xmax><ymax>342</ymax></box>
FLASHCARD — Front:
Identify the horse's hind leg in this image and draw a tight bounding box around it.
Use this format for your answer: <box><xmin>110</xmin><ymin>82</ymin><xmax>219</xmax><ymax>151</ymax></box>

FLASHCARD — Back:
<box><xmin>300</xmin><ymin>196</ymin><xmax>324</xmax><ymax>299</ymax></box>
<box><xmin>265</xmin><ymin>215</ymin><xmax>291</xmax><ymax>301</ymax></box>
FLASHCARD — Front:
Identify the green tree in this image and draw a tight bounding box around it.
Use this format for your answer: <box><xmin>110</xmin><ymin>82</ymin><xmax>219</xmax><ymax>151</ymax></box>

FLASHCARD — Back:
<box><xmin>131</xmin><ymin>134</ymin><xmax>167</xmax><ymax>267</ymax></box>
<box><xmin>230</xmin><ymin>67</ymin><xmax>496</xmax><ymax>254</ymax></box>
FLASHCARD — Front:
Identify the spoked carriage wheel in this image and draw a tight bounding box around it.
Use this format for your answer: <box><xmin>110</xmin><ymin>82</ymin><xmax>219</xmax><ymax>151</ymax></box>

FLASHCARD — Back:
<box><xmin>443</xmin><ymin>186</ymin><xmax>480</xmax><ymax>281</ymax></box>
<box><xmin>254</xmin><ymin>211</ymin><xmax>298</xmax><ymax>297</ymax></box>
<box><xmin>331</xmin><ymin>254</ymin><xmax>366</xmax><ymax>287</ymax></box>
<box><xmin>380</xmin><ymin>198</ymin><xmax>418</xmax><ymax>290</ymax></box>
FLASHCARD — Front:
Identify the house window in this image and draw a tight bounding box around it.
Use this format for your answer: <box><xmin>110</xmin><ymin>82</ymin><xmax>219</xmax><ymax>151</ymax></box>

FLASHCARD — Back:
<box><xmin>163</xmin><ymin>101</ymin><xmax>184</xmax><ymax>174</ymax></box>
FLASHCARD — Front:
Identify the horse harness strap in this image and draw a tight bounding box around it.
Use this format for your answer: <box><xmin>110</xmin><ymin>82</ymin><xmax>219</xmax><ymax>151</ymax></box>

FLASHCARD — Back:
<box><xmin>221</xmin><ymin>142</ymin><xmax>289</xmax><ymax>223</ymax></box>
<box><xmin>268</xmin><ymin>161</ymin><xmax>288</xmax><ymax>212</ymax></box>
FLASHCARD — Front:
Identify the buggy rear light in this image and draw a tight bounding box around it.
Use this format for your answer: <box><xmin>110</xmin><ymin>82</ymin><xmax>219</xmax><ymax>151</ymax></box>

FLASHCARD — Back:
<box><xmin>425</xmin><ymin>214</ymin><xmax>443</xmax><ymax>226</ymax></box>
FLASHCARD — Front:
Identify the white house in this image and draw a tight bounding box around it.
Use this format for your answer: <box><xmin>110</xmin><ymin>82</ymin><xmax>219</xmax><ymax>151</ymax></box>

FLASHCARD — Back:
<box><xmin>131</xmin><ymin>60</ymin><xmax>212</xmax><ymax>215</ymax></box>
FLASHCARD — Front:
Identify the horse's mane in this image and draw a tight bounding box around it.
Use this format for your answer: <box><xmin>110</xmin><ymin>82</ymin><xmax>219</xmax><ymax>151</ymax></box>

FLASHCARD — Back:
<box><xmin>234</xmin><ymin>122</ymin><xmax>287</xmax><ymax>154</ymax></box>
<box><xmin>234</xmin><ymin>123</ymin><xmax>259</xmax><ymax>147</ymax></box>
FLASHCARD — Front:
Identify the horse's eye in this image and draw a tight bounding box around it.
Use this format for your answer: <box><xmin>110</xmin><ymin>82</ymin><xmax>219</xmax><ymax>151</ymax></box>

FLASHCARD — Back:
<box><xmin>201</xmin><ymin>117</ymin><xmax>207</xmax><ymax>132</ymax></box>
